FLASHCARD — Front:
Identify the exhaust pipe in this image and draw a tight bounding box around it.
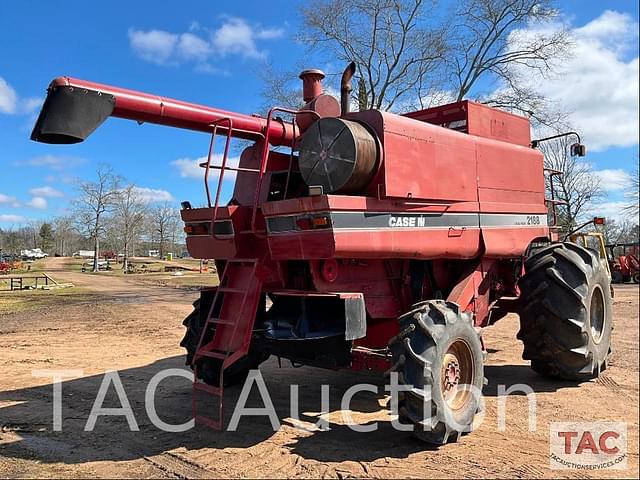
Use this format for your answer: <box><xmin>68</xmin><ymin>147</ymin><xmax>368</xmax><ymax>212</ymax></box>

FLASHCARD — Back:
<box><xmin>340</xmin><ymin>62</ymin><xmax>356</xmax><ymax>115</ymax></box>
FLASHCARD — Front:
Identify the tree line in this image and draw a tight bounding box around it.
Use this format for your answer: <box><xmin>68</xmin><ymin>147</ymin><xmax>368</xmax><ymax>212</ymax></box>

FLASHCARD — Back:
<box><xmin>0</xmin><ymin>165</ymin><xmax>184</xmax><ymax>272</ymax></box>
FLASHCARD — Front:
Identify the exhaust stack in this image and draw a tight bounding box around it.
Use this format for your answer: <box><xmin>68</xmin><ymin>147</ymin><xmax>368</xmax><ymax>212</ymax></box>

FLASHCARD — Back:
<box><xmin>340</xmin><ymin>62</ymin><xmax>356</xmax><ymax>115</ymax></box>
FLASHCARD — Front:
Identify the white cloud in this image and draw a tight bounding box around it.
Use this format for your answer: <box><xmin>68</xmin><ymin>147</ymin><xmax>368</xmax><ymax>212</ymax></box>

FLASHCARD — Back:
<box><xmin>255</xmin><ymin>27</ymin><xmax>285</xmax><ymax>40</ymax></box>
<box><xmin>131</xmin><ymin>186</ymin><xmax>175</xmax><ymax>203</ymax></box>
<box><xmin>171</xmin><ymin>156</ymin><xmax>206</xmax><ymax>178</ymax></box>
<box><xmin>177</xmin><ymin>33</ymin><xmax>211</xmax><ymax>60</ymax></box>
<box><xmin>128</xmin><ymin>29</ymin><xmax>178</xmax><ymax>65</ymax></box>
<box><xmin>0</xmin><ymin>214</ymin><xmax>25</xmax><ymax>223</ymax></box>
<box><xmin>0</xmin><ymin>193</ymin><xmax>16</xmax><ymax>204</ymax></box>
<box><xmin>0</xmin><ymin>77</ymin><xmax>18</xmax><ymax>114</ymax></box>
<box><xmin>128</xmin><ymin>17</ymin><xmax>284</xmax><ymax>69</ymax></box>
<box><xmin>29</xmin><ymin>186</ymin><xmax>64</xmax><ymax>198</ymax></box>
<box><xmin>18</xmin><ymin>154</ymin><xmax>86</xmax><ymax>170</ymax></box>
<box><xmin>26</xmin><ymin>197</ymin><xmax>47</xmax><ymax>209</ymax></box>
<box><xmin>212</xmin><ymin>17</ymin><xmax>271</xmax><ymax>59</ymax></box>
<box><xmin>0</xmin><ymin>76</ymin><xmax>42</xmax><ymax>115</ymax></box>
<box><xmin>21</xmin><ymin>97</ymin><xmax>43</xmax><ymax>114</ymax></box>
<box><xmin>594</xmin><ymin>169</ymin><xmax>632</xmax><ymax>191</ymax></box>
<box><xmin>510</xmin><ymin>10</ymin><xmax>639</xmax><ymax>151</ymax></box>
<box><xmin>171</xmin><ymin>155</ymin><xmax>239</xmax><ymax>181</ymax></box>
<box><xmin>588</xmin><ymin>201</ymin><xmax>629</xmax><ymax>221</ymax></box>
<box><xmin>0</xmin><ymin>193</ymin><xmax>21</xmax><ymax>208</ymax></box>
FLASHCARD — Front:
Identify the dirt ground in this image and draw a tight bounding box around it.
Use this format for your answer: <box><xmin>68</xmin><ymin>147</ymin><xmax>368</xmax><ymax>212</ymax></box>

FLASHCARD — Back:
<box><xmin>0</xmin><ymin>257</ymin><xmax>638</xmax><ymax>479</ymax></box>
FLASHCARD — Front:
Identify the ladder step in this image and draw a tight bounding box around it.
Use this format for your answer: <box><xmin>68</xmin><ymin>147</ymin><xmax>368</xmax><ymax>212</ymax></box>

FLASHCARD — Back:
<box><xmin>217</xmin><ymin>287</ymin><xmax>247</xmax><ymax>294</ymax></box>
<box><xmin>195</xmin><ymin>415</ymin><xmax>222</xmax><ymax>430</ymax></box>
<box><xmin>193</xmin><ymin>382</ymin><xmax>222</xmax><ymax>396</ymax></box>
<box><xmin>207</xmin><ymin>318</ymin><xmax>235</xmax><ymax>326</ymax></box>
<box><xmin>198</xmin><ymin>350</ymin><xmax>228</xmax><ymax>360</ymax></box>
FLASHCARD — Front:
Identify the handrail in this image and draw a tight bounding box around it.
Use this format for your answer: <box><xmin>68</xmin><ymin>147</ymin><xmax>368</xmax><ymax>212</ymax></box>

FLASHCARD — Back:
<box><xmin>201</xmin><ymin>108</ymin><xmax>321</xmax><ymax>236</ymax></box>
<box><xmin>543</xmin><ymin>168</ymin><xmax>564</xmax><ymax>227</ymax></box>
<box><xmin>203</xmin><ymin>121</ymin><xmax>219</xmax><ymax>208</ymax></box>
<box><xmin>250</xmin><ymin>107</ymin><xmax>321</xmax><ymax>232</ymax></box>
<box><xmin>211</xmin><ymin>119</ymin><xmax>234</xmax><ymax>226</ymax></box>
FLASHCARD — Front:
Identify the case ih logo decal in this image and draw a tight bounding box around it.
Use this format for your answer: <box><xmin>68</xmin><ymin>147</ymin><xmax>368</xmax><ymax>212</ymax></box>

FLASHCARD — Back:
<box><xmin>267</xmin><ymin>211</ymin><xmax>548</xmax><ymax>233</ymax></box>
<box><xmin>550</xmin><ymin>422</ymin><xmax>627</xmax><ymax>470</ymax></box>
<box><xmin>388</xmin><ymin>215</ymin><xmax>430</xmax><ymax>227</ymax></box>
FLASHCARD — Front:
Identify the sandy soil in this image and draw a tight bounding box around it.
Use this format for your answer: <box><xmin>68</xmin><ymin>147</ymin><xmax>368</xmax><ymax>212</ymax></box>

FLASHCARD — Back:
<box><xmin>0</xmin><ymin>257</ymin><xmax>638</xmax><ymax>478</ymax></box>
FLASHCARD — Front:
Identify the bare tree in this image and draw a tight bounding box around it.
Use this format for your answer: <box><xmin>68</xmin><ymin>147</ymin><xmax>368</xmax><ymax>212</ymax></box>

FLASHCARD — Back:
<box><xmin>599</xmin><ymin>219</ymin><xmax>640</xmax><ymax>245</ymax></box>
<box><xmin>0</xmin><ymin>229</ymin><xmax>21</xmax><ymax>255</ymax></box>
<box><xmin>263</xmin><ymin>0</ymin><xmax>571</xmax><ymax>120</ymax></box>
<box><xmin>53</xmin><ymin>216</ymin><xmax>76</xmax><ymax>256</ymax></box>
<box><xmin>540</xmin><ymin>135</ymin><xmax>602</xmax><ymax>231</ymax></box>
<box><xmin>296</xmin><ymin>0</ymin><xmax>447</xmax><ymax>111</ymax></box>
<box><xmin>623</xmin><ymin>160</ymin><xmax>639</xmax><ymax>217</ymax></box>
<box><xmin>26</xmin><ymin>220</ymin><xmax>43</xmax><ymax>249</ymax></box>
<box><xmin>448</xmin><ymin>0</ymin><xmax>571</xmax><ymax>125</ymax></box>
<box><xmin>113</xmin><ymin>185</ymin><xmax>147</xmax><ymax>270</ymax></box>
<box><xmin>73</xmin><ymin>165</ymin><xmax>121</xmax><ymax>272</ymax></box>
<box><xmin>260</xmin><ymin>64</ymin><xmax>304</xmax><ymax>111</ymax></box>
<box><xmin>150</xmin><ymin>202</ymin><xmax>179</xmax><ymax>259</ymax></box>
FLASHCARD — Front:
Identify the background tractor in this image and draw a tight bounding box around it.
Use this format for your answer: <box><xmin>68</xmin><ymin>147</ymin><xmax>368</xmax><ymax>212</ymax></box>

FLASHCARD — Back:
<box><xmin>607</xmin><ymin>242</ymin><xmax>640</xmax><ymax>284</ymax></box>
<box><xmin>30</xmin><ymin>63</ymin><xmax>612</xmax><ymax>444</ymax></box>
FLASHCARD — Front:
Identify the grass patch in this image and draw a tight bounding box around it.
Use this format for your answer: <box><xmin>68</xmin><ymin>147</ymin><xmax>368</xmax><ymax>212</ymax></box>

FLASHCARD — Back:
<box><xmin>129</xmin><ymin>272</ymin><xmax>219</xmax><ymax>288</ymax></box>
<box><xmin>0</xmin><ymin>287</ymin><xmax>91</xmax><ymax>315</ymax></box>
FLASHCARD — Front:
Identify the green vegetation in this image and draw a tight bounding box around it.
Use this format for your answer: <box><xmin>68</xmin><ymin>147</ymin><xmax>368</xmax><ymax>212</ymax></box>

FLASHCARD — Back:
<box><xmin>0</xmin><ymin>287</ymin><xmax>90</xmax><ymax>315</ymax></box>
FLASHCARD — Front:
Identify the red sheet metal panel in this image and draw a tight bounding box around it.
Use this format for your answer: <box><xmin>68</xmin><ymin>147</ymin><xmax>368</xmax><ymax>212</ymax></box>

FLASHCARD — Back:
<box><xmin>376</xmin><ymin>111</ymin><xmax>478</xmax><ymax>201</ymax></box>
<box><xmin>476</xmin><ymin>138</ymin><xmax>545</xmax><ymax>205</ymax></box>
<box><xmin>404</xmin><ymin>100</ymin><xmax>531</xmax><ymax>147</ymax></box>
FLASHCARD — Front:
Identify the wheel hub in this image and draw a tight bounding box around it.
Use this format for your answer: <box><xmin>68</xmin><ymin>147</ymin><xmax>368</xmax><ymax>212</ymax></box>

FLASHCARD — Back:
<box><xmin>442</xmin><ymin>355</ymin><xmax>461</xmax><ymax>392</ymax></box>
<box><xmin>590</xmin><ymin>285</ymin><xmax>605</xmax><ymax>344</ymax></box>
<box><xmin>441</xmin><ymin>339</ymin><xmax>475</xmax><ymax>412</ymax></box>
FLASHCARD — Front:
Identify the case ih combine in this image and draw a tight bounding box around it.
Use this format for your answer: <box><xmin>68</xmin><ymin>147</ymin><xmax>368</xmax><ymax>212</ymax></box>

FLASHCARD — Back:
<box><xmin>30</xmin><ymin>63</ymin><xmax>612</xmax><ymax>444</ymax></box>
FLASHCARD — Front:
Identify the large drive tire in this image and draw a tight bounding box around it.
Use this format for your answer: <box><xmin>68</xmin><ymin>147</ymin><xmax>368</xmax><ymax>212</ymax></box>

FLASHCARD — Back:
<box><xmin>389</xmin><ymin>300</ymin><xmax>484</xmax><ymax>444</ymax></box>
<box><xmin>180</xmin><ymin>299</ymin><xmax>267</xmax><ymax>386</ymax></box>
<box><xmin>518</xmin><ymin>242</ymin><xmax>613</xmax><ymax>380</ymax></box>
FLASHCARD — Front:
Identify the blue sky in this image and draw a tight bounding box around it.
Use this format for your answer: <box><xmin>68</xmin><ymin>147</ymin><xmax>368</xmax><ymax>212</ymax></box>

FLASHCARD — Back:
<box><xmin>1</xmin><ymin>0</ymin><xmax>638</xmax><ymax>226</ymax></box>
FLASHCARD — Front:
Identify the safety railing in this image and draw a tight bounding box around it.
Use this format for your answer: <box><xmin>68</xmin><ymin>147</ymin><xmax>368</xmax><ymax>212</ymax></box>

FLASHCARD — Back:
<box><xmin>201</xmin><ymin>108</ymin><xmax>320</xmax><ymax>236</ymax></box>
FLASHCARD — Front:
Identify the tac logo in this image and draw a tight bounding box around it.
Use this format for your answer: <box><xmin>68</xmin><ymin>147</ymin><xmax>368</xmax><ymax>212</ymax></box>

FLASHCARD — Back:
<box><xmin>550</xmin><ymin>422</ymin><xmax>627</xmax><ymax>470</ymax></box>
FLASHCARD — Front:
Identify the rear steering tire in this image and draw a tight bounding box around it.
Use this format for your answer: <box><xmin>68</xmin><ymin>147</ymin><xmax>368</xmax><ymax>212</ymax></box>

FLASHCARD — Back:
<box><xmin>518</xmin><ymin>242</ymin><xmax>613</xmax><ymax>380</ymax></box>
<box><xmin>389</xmin><ymin>300</ymin><xmax>484</xmax><ymax>444</ymax></box>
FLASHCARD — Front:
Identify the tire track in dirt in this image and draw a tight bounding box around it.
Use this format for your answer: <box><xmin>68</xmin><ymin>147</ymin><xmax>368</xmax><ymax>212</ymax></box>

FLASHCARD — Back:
<box><xmin>143</xmin><ymin>451</ymin><xmax>215</xmax><ymax>479</ymax></box>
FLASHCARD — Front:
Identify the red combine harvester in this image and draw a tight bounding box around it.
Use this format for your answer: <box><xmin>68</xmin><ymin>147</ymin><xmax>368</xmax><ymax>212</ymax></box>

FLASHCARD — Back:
<box><xmin>31</xmin><ymin>64</ymin><xmax>612</xmax><ymax>444</ymax></box>
<box><xmin>607</xmin><ymin>243</ymin><xmax>640</xmax><ymax>283</ymax></box>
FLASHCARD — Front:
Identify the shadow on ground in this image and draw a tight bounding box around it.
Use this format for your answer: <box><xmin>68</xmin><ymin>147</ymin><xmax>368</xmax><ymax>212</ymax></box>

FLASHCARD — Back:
<box><xmin>0</xmin><ymin>355</ymin><xmax>583</xmax><ymax>465</ymax></box>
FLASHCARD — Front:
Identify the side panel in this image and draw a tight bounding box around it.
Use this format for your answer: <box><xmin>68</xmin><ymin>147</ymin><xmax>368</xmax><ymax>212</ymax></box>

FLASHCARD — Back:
<box><xmin>379</xmin><ymin>112</ymin><xmax>478</xmax><ymax>201</ymax></box>
<box><xmin>476</xmin><ymin>140</ymin><xmax>545</xmax><ymax>205</ymax></box>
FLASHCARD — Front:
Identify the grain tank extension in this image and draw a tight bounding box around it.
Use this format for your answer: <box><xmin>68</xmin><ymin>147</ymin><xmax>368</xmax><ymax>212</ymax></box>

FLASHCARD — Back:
<box><xmin>31</xmin><ymin>63</ymin><xmax>612</xmax><ymax>444</ymax></box>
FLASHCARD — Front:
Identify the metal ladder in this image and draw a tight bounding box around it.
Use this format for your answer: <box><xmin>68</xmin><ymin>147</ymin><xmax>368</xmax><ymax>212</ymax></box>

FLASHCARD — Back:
<box><xmin>191</xmin><ymin>258</ymin><xmax>261</xmax><ymax>429</ymax></box>
<box><xmin>544</xmin><ymin>167</ymin><xmax>568</xmax><ymax>226</ymax></box>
